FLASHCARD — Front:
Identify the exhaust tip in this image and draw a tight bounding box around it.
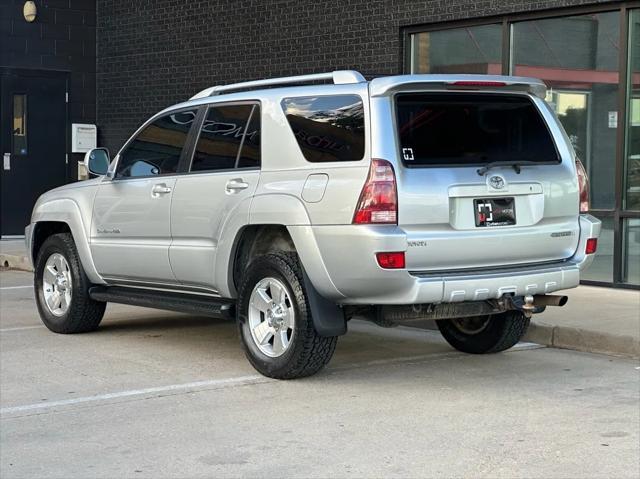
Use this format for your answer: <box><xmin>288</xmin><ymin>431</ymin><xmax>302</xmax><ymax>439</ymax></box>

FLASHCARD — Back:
<box><xmin>558</xmin><ymin>295</ymin><xmax>569</xmax><ymax>307</ymax></box>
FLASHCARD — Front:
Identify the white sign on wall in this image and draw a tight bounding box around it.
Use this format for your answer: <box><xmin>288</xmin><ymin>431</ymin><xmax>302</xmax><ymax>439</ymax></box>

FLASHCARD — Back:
<box><xmin>71</xmin><ymin>123</ymin><xmax>97</xmax><ymax>153</ymax></box>
<box><xmin>608</xmin><ymin>111</ymin><xmax>618</xmax><ymax>129</ymax></box>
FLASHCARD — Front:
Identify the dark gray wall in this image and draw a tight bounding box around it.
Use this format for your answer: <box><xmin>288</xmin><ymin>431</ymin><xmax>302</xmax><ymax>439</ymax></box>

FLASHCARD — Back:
<box><xmin>1</xmin><ymin>0</ymin><xmax>96</xmax><ymax>178</ymax></box>
<box><xmin>96</xmin><ymin>0</ymin><xmax>618</xmax><ymax>153</ymax></box>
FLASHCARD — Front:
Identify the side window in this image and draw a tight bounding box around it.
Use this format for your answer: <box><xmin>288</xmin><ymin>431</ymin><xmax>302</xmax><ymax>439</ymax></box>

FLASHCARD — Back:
<box><xmin>281</xmin><ymin>95</ymin><xmax>365</xmax><ymax>162</ymax></box>
<box><xmin>116</xmin><ymin>109</ymin><xmax>197</xmax><ymax>178</ymax></box>
<box><xmin>191</xmin><ymin>104</ymin><xmax>260</xmax><ymax>172</ymax></box>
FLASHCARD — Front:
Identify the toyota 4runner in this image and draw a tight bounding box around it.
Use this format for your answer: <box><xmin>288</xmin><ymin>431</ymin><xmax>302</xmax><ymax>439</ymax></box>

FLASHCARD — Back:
<box><xmin>26</xmin><ymin>71</ymin><xmax>601</xmax><ymax>379</ymax></box>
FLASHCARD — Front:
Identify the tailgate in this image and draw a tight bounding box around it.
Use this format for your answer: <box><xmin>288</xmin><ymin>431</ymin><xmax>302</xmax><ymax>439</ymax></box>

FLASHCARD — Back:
<box><xmin>391</xmin><ymin>90</ymin><xmax>580</xmax><ymax>272</ymax></box>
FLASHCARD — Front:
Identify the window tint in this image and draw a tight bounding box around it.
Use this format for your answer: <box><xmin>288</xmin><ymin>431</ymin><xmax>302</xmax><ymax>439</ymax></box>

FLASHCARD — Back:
<box><xmin>116</xmin><ymin>110</ymin><xmax>197</xmax><ymax>178</ymax></box>
<box><xmin>191</xmin><ymin>104</ymin><xmax>258</xmax><ymax>172</ymax></box>
<box><xmin>281</xmin><ymin>95</ymin><xmax>365</xmax><ymax>162</ymax></box>
<box><xmin>396</xmin><ymin>93</ymin><xmax>559</xmax><ymax>167</ymax></box>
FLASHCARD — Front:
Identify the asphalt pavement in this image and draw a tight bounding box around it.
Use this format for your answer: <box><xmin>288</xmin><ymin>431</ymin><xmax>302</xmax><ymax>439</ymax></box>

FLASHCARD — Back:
<box><xmin>1</xmin><ymin>270</ymin><xmax>639</xmax><ymax>478</ymax></box>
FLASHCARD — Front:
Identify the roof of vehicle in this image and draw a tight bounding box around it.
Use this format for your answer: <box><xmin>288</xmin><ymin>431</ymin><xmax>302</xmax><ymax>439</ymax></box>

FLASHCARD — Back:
<box><xmin>187</xmin><ymin>70</ymin><xmax>548</xmax><ymax>102</ymax></box>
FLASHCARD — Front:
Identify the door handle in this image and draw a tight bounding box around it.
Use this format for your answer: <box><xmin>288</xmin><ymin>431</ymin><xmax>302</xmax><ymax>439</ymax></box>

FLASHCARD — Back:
<box><xmin>151</xmin><ymin>183</ymin><xmax>172</xmax><ymax>196</ymax></box>
<box><xmin>225</xmin><ymin>178</ymin><xmax>249</xmax><ymax>193</ymax></box>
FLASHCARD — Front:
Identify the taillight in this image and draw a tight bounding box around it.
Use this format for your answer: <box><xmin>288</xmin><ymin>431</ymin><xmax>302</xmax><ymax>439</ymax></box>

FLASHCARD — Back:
<box><xmin>353</xmin><ymin>159</ymin><xmax>397</xmax><ymax>224</ymax></box>
<box><xmin>585</xmin><ymin>238</ymin><xmax>598</xmax><ymax>255</ymax></box>
<box><xmin>376</xmin><ymin>252</ymin><xmax>405</xmax><ymax>269</ymax></box>
<box><xmin>576</xmin><ymin>158</ymin><xmax>590</xmax><ymax>213</ymax></box>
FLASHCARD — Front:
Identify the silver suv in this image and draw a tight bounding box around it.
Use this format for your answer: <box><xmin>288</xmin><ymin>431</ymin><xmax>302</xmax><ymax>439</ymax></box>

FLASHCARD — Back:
<box><xmin>26</xmin><ymin>71</ymin><xmax>601</xmax><ymax>379</ymax></box>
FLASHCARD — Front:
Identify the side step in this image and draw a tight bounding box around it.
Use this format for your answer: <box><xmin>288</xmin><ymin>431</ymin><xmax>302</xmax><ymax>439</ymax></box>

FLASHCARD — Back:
<box><xmin>89</xmin><ymin>286</ymin><xmax>235</xmax><ymax>319</ymax></box>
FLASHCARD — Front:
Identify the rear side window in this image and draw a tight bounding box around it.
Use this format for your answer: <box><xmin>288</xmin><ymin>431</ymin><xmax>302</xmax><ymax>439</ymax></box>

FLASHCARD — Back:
<box><xmin>116</xmin><ymin>110</ymin><xmax>197</xmax><ymax>178</ymax></box>
<box><xmin>396</xmin><ymin>93</ymin><xmax>559</xmax><ymax>167</ymax></box>
<box><xmin>282</xmin><ymin>95</ymin><xmax>365</xmax><ymax>162</ymax></box>
<box><xmin>190</xmin><ymin>104</ymin><xmax>260</xmax><ymax>172</ymax></box>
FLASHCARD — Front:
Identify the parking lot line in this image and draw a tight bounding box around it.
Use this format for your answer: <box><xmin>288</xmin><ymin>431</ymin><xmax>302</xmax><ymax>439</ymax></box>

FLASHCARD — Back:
<box><xmin>0</xmin><ymin>325</ymin><xmax>42</xmax><ymax>332</ymax></box>
<box><xmin>0</xmin><ymin>285</ymin><xmax>33</xmax><ymax>290</ymax></box>
<box><xmin>0</xmin><ymin>340</ymin><xmax>544</xmax><ymax>418</ymax></box>
<box><xmin>0</xmin><ymin>375</ymin><xmax>266</xmax><ymax>416</ymax></box>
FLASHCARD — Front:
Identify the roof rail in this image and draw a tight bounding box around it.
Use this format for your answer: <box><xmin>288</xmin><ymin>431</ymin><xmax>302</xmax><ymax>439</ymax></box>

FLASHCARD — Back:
<box><xmin>190</xmin><ymin>70</ymin><xmax>366</xmax><ymax>100</ymax></box>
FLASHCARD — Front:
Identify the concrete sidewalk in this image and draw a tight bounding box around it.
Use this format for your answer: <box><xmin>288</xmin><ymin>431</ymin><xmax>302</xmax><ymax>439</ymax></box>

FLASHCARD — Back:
<box><xmin>2</xmin><ymin>238</ymin><xmax>638</xmax><ymax>358</ymax></box>
<box><xmin>524</xmin><ymin>285</ymin><xmax>639</xmax><ymax>358</ymax></box>
<box><xmin>0</xmin><ymin>239</ymin><xmax>30</xmax><ymax>271</ymax></box>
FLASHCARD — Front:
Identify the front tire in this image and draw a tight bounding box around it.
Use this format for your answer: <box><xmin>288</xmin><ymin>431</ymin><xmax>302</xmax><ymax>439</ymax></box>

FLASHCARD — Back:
<box><xmin>237</xmin><ymin>252</ymin><xmax>338</xmax><ymax>379</ymax></box>
<box><xmin>34</xmin><ymin>233</ymin><xmax>106</xmax><ymax>333</ymax></box>
<box><xmin>436</xmin><ymin>311</ymin><xmax>530</xmax><ymax>354</ymax></box>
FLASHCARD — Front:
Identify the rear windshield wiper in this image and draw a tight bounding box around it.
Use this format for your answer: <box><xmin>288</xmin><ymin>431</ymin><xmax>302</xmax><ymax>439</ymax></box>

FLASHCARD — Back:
<box><xmin>476</xmin><ymin>160</ymin><xmax>542</xmax><ymax>176</ymax></box>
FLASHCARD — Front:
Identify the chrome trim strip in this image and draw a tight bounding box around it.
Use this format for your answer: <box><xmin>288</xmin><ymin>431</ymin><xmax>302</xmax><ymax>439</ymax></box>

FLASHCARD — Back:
<box><xmin>101</xmin><ymin>277</ymin><xmax>222</xmax><ymax>298</ymax></box>
<box><xmin>410</xmin><ymin>259</ymin><xmax>575</xmax><ymax>279</ymax></box>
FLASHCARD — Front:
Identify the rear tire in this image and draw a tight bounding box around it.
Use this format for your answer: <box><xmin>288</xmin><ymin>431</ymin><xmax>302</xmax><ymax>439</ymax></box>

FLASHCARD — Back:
<box><xmin>34</xmin><ymin>233</ymin><xmax>106</xmax><ymax>333</ymax></box>
<box><xmin>237</xmin><ymin>251</ymin><xmax>338</xmax><ymax>379</ymax></box>
<box><xmin>436</xmin><ymin>311</ymin><xmax>530</xmax><ymax>354</ymax></box>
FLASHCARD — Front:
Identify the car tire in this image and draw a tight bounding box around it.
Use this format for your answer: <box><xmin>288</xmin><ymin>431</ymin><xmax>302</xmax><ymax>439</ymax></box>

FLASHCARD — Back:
<box><xmin>237</xmin><ymin>251</ymin><xmax>338</xmax><ymax>379</ymax></box>
<box><xmin>34</xmin><ymin>233</ymin><xmax>106</xmax><ymax>333</ymax></box>
<box><xmin>436</xmin><ymin>311</ymin><xmax>530</xmax><ymax>354</ymax></box>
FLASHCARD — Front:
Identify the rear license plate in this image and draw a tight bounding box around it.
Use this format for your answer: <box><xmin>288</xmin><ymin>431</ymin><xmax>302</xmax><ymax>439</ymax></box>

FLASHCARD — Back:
<box><xmin>474</xmin><ymin>197</ymin><xmax>516</xmax><ymax>227</ymax></box>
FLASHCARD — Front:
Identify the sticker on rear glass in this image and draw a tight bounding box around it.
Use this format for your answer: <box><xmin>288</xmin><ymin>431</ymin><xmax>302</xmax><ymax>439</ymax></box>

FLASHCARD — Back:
<box><xmin>402</xmin><ymin>147</ymin><xmax>414</xmax><ymax>161</ymax></box>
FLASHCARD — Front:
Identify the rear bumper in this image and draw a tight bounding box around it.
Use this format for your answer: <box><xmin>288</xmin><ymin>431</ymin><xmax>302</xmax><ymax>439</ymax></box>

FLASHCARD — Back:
<box><xmin>300</xmin><ymin>214</ymin><xmax>601</xmax><ymax>305</ymax></box>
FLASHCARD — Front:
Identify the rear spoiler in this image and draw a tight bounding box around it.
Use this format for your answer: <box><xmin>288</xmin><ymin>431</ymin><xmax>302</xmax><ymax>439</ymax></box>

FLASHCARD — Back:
<box><xmin>369</xmin><ymin>74</ymin><xmax>547</xmax><ymax>99</ymax></box>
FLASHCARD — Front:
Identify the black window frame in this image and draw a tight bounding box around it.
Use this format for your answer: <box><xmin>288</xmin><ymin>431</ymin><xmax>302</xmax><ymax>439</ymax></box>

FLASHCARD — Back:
<box><xmin>185</xmin><ymin>100</ymin><xmax>262</xmax><ymax>175</ymax></box>
<box><xmin>113</xmin><ymin>106</ymin><xmax>201</xmax><ymax>180</ymax></box>
<box><xmin>281</xmin><ymin>94</ymin><xmax>367</xmax><ymax>163</ymax></box>
<box><xmin>393</xmin><ymin>91</ymin><xmax>561</xmax><ymax>169</ymax></box>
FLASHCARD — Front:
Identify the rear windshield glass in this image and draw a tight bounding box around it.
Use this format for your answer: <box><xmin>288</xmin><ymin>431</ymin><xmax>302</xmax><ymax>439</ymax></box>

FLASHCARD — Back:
<box><xmin>395</xmin><ymin>93</ymin><xmax>559</xmax><ymax>167</ymax></box>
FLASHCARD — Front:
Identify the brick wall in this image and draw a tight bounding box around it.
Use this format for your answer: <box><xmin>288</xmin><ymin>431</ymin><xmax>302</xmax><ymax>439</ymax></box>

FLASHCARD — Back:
<box><xmin>97</xmin><ymin>0</ymin><xmax>617</xmax><ymax>153</ymax></box>
<box><xmin>1</xmin><ymin>0</ymin><xmax>96</xmax><ymax>177</ymax></box>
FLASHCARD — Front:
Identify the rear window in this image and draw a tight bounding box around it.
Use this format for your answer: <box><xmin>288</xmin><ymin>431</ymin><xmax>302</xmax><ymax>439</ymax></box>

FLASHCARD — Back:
<box><xmin>395</xmin><ymin>93</ymin><xmax>559</xmax><ymax>167</ymax></box>
<box><xmin>281</xmin><ymin>95</ymin><xmax>365</xmax><ymax>162</ymax></box>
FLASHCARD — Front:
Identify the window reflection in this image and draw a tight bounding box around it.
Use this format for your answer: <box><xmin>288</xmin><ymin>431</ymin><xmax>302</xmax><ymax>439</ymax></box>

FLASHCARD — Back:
<box><xmin>282</xmin><ymin>95</ymin><xmax>365</xmax><ymax>162</ymax></box>
<box><xmin>625</xmin><ymin>10</ymin><xmax>640</xmax><ymax>211</ymax></box>
<box><xmin>410</xmin><ymin>24</ymin><xmax>502</xmax><ymax>74</ymax></box>
<box><xmin>117</xmin><ymin>110</ymin><xmax>196</xmax><ymax>178</ymax></box>
<box><xmin>623</xmin><ymin>219</ymin><xmax>640</xmax><ymax>284</ymax></box>
<box><xmin>512</xmin><ymin>12</ymin><xmax>620</xmax><ymax>210</ymax></box>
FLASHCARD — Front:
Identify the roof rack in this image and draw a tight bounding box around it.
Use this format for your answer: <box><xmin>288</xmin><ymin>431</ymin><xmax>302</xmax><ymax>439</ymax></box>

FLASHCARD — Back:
<box><xmin>190</xmin><ymin>70</ymin><xmax>366</xmax><ymax>100</ymax></box>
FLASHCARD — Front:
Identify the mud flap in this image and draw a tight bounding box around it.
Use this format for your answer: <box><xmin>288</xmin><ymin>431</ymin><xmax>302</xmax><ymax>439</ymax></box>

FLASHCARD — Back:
<box><xmin>301</xmin><ymin>267</ymin><xmax>347</xmax><ymax>337</ymax></box>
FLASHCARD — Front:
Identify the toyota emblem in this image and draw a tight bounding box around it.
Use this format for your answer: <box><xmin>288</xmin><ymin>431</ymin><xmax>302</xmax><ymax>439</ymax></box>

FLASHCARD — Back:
<box><xmin>489</xmin><ymin>175</ymin><xmax>505</xmax><ymax>189</ymax></box>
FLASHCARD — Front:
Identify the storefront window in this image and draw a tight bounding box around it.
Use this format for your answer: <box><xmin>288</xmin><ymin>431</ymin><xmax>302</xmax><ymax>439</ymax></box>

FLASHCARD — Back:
<box><xmin>407</xmin><ymin>8</ymin><xmax>639</xmax><ymax>287</ymax></box>
<box><xmin>625</xmin><ymin>10</ymin><xmax>640</xmax><ymax>211</ymax></box>
<box><xmin>623</xmin><ymin>219</ymin><xmax>640</xmax><ymax>284</ymax></box>
<box><xmin>581</xmin><ymin>217</ymin><xmax>615</xmax><ymax>283</ymax></box>
<box><xmin>512</xmin><ymin>12</ymin><xmax>620</xmax><ymax>210</ymax></box>
<box><xmin>409</xmin><ymin>24</ymin><xmax>502</xmax><ymax>74</ymax></box>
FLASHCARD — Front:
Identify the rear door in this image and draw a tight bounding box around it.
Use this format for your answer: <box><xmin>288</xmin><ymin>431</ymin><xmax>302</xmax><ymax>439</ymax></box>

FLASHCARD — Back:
<box><xmin>169</xmin><ymin>102</ymin><xmax>260</xmax><ymax>291</ymax></box>
<box><xmin>391</xmin><ymin>91</ymin><xmax>579</xmax><ymax>272</ymax></box>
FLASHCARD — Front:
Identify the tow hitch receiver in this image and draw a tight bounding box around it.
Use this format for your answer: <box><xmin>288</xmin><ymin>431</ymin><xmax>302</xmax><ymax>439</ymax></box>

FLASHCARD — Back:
<box><xmin>506</xmin><ymin>294</ymin><xmax>569</xmax><ymax>317</ymax></box>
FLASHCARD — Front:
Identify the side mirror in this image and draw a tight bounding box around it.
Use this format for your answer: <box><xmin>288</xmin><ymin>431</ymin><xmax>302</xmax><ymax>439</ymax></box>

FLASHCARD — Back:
<box><xmin>84</xmin><ymin>148</ymin><xmax>111</xmax><ymax>177</ymax></box>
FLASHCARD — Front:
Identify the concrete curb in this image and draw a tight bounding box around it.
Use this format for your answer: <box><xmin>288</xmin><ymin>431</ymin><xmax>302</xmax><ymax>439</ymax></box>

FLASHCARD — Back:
<box><xmin>525</xmin><ymin>320</ymin><xmax>640</xmax><ymax>359</ymax></box>
<box><xmin>0</xmin><ymin>254</ymin><xmax>32</xmax><ymax>272</ymax></box>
